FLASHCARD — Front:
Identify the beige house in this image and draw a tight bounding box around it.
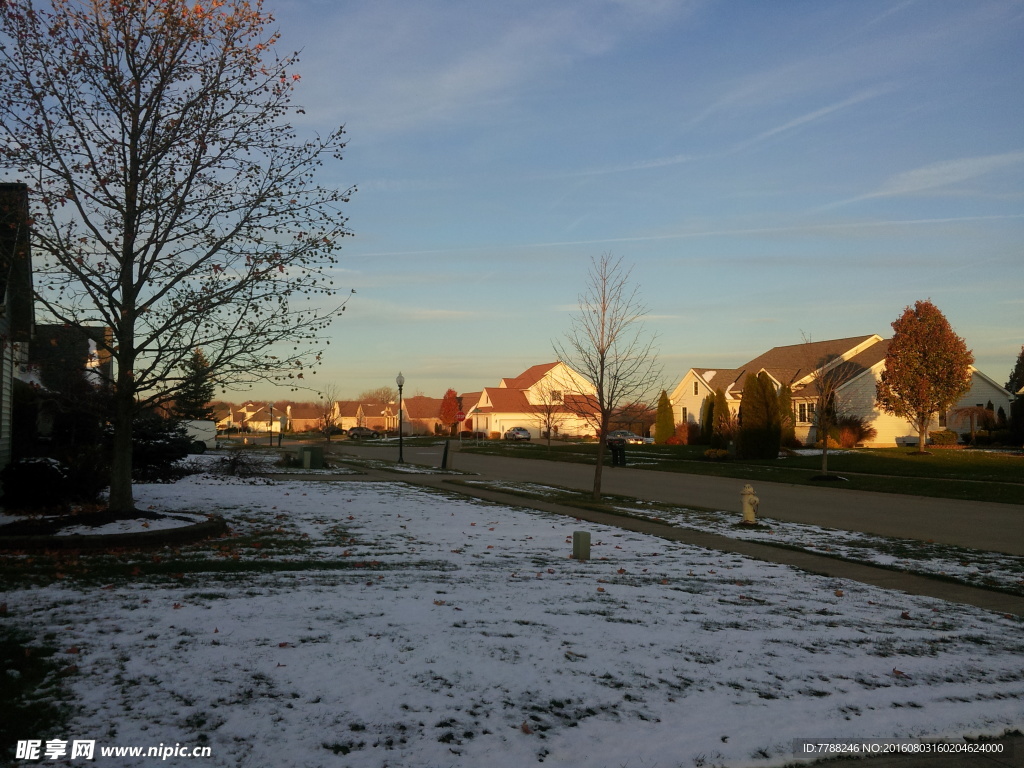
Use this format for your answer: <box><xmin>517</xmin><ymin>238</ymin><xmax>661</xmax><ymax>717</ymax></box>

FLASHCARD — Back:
<box><xmin>462</xmin><ymin>362</ymin><xmax>598</xmax><ymax>439</ymax></box>
<box><xmin>669</xmin><ymin>335</ymin><xmax>1013</xmax><ymax>447</ymax></box>
<box><xmin>400</xmin><ymin>395</ymin><xmax>445</xmax><ymax>435</ymax></box>
<box><xmin>285</xmin><ymin>403</ymin><xmax>324</xmax><ymax>432</ymax></box>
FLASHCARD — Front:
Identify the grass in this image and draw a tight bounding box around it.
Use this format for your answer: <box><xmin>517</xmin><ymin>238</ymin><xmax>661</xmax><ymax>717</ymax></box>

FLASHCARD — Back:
<box><xmin>0</xmin><ymin>621</ymin><xmax>73</xmax><ymax>764</ymax></box>
<box><xmin>460</xmin><ymin>442</ymin><xmax>1024</xmax><ymax>504</ymax></box>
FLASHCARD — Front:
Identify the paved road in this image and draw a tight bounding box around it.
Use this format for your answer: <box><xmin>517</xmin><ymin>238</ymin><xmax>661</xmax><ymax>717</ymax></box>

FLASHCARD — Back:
<box><xmin>343</xmin><ymin>442</ymin><xmax>1024</xmax><ymax>556</ymax></box>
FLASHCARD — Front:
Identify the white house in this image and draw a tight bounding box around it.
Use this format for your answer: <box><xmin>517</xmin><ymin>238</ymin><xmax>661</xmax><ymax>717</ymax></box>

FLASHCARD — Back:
<box><xmin>669</xmin><ymin>335</ymin><xmax>1012</xmax><ymax>447</ymax></box>
<box><xmin>462</xmin><ymin>362</ymin><xmax>598</xmax><ymax>439</ymax></box>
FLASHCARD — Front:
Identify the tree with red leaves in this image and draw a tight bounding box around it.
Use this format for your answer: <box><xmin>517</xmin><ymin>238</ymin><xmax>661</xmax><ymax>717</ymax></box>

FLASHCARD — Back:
<box><xmin>876</xmin><ymin>300</ymin><xmax>973</xmax><ymax>452</ymax></box>
<box><xmin>439</xmin><ymin>388</ymin><xmax>459</xmax><ymax>436</ymax></box>
<box><xmin>0</xmin><ymin>0</ymin><xmax>354</xmax><ymax>512</ymax></box>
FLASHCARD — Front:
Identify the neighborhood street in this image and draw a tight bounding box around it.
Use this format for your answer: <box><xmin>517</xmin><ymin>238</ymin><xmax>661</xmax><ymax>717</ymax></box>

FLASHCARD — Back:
<box><xmin>335</xmin><ymin>442</ymin><xmax>1024</xmax><ymax>556</ymax></box>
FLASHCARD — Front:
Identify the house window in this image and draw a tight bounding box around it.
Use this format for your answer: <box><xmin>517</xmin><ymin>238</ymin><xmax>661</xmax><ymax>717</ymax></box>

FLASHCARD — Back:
<box><xmin>693</xmin><ymin>381</ymin><xmax>698</xmax><ymax>396</ymax></box>
<box><xmin>939</xmin><ymin>411</ymin><xmax>946</xmax><ymax>427</ymax></box>
<box><xmin>550</xmin><ymin>390</ymin><xmax>563</xmax><ymax>403</ymax></box>
<box><xmin>798</xmin><ymin>403</ymin><xmax>816</xmax><ymax>424</ymax></box>
<box><xmin>681</xmin><ymin>407</ymin><xmax>688</xmax><ymax>422</ymax></box>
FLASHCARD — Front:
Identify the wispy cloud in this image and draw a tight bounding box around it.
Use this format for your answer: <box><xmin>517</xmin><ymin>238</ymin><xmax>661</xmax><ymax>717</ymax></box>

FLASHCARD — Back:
<box><xmin>295</xmin><ymin>0</ymin><xmax>696</xmax><ymax>135</ymax></box>
<box><xmin>564</xmin><ymin>153</ymin><xmax>697</xmax><ymax>178</ymax></box>
<box><xmin>730</xmin><ymin>88</ymin><xmax>893</xmax><ymax>153</ymax></box>
<box><xmin>828</xmin><ymin>151</ymin><xmax>1024</xmax><ymax>208</ymax></box>
<box><xmin>868</xmin><ymin>151</ymin><xmax>1024</xmax><ymax>198</ymax></box>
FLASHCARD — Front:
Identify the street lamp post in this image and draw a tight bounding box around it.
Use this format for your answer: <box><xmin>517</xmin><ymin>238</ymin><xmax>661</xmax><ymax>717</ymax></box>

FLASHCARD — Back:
<box><xmin>396</xmin><ymin>372</ymin><xmax>405</xmax><ymax>463</ymax></box>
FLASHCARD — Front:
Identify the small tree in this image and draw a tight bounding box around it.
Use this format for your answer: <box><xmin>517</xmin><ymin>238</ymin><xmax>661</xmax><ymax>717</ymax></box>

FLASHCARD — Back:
<box><xmin>532</xmin><ymin>379</ymin><xmax>569</xmax><ymax>447</ymax></box>
<box><xmin>653</xmin><ymin>390</ymin><xmax>674</xmax><ymax>444</ymax></box>
<box><xmin>1006</xmin><ymin>346</ymin><xmax>1024</xmax><ymax>394</ymax></box>
<box><xmin>876</xmin><ymin>301</ymin><xmax>974</xmax><ymax>453</ymax></box>
<box><xmin>699</xmin><ymin>394</ymin><xmax>714</xmax><ymax>445</ymax></box>
<box><xmin>315</xmin><ymin>384</ymin><xmax>341</xmax><ymax>440</ymax></box>
<box><xmin>710</xmin><ymin>388</ymin><xmax>732</xmax><ymax>449</ymax></box>
<box><xmin>777</xmin><ymin>384</ymin><xmax>796</xmax><ymax>447</ymax></box>
<box><xmin>174</xmin><ymin>349</ymin><xmax>216</xmax><ymax>420</ymax></box>
<box><xmin>439</xmin><ymin>388</ymin><xmax>460</xmax><ymax>436</ymax></box>
<box><xmin>736</xmin><ymin>373</ymin><xmax>781</xmax><ymax>459</ymax></box>
<box><xmin>554</xmin><ymin>253</ymin><xmax>661</xmax><ymax>500</ymax></box>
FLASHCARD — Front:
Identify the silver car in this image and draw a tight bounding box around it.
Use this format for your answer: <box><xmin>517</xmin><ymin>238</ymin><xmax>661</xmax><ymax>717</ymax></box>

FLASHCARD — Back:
<box><xmin>504</xmin><ymin>427</ymin><xmax>531</xmax><ymax>441</ymax></box>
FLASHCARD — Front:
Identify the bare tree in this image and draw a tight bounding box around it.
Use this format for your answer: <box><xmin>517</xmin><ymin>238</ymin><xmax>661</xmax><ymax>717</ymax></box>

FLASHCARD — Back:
<box><xmin>0</xmin><ymin>0</ymin><xmax>354</xmax><ymax>512</ymax></box>
<box><xmin>316</xmin><ymin>383</ymin><xmax>341</xmax><ymax>440</ymax></box>
<box><xmin>357</xmin><ymin>386</ymin><xmax>397</xmax><ymax>404</ymax></box>
<box><xmin>554</xmin><ymin>253</ymin><xmax>660</xmax><ymax>499</ymax></box>
<box><xmin>532</xmin><ymin>378</ymin><xmax>570</xmax><ymax>447</ymax></box>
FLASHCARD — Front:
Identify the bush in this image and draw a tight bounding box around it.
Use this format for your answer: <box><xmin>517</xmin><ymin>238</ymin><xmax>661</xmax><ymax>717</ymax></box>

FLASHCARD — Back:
<box><xmin>834</xmin><ymin>415</ymin><xmax>879</xmax><ymax>448</ymax></box>
<box><xmin>928</xmin><ymin>429</ymin><xmax>960</xmax><ymax>446</ymax></box>
<box><xmin>0</xmin><ymin>457</ymin><xmax>70</xmax><ymax>509</ymax></box>
<box><xmin>703</xmin><ymin>449</ymin><xmax>729</xmax><ymax>462</ymax></box>
<box><xmin>130</xmin><ymin>417</ymin><xmax>193</xmax><ymax>482</ymax></box>
<box><xmin>971</xmin><ymin>430</ymin><xmax>1013</xmax><ymax>446</ymax></box>
<box><xmin>218</xmin><ymin>449</ymin><xmax>264</xmax><ymax>477</ymax></box>
<box><xmin>671</xmin><ymin>422</ymin><xmax>690</xmax><ymax>445</ymax></box>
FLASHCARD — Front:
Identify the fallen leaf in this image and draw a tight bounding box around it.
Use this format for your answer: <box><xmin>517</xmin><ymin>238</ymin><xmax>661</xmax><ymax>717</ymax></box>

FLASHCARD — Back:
<box><xmin>521</xmin><ymin>721</ymin><xmax>533</xmax><ymax>735</ymax></box>
<box><xmin>834</xmin><ymin>590</ymin><xmax>844</xmax><ymax>597</ymax></box>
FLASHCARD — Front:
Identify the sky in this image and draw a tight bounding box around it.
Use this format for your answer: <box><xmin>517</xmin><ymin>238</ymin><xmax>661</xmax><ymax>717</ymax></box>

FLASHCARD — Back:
<box><xmin>239</xmin><ymin>0</ymin><xmax>1023</xmax><ymax>402</ymax></box>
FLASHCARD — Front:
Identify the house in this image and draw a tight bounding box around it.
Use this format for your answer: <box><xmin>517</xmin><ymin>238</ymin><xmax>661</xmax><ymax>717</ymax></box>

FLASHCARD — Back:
<box><xmin>285</xmin><ymin>402</ymin><xmax>324</xmax><ymax>433</ymax></box>
<box><xmin>24</xmin><ymin>324</ymin><xmax>114</xmax><ymax>391</ymax></box>
<box><xmin>0</xmin><ymin>184</ymin><xmax>35</xmax><ymax>471</ymax></box>
<box><xmin>669</xmin><ymin>335</ymin><xmax>1012</xmax><ymax>447</ymax></box>
<box><xmin>327</xmin><ymin>399</ymin><xmax>388</xmax><ymax>431</ymax></box>
<box><xmin>462</xmin><ymin>362</ymin><xmax>598</xmax><ymax>439</ymax></box>
<box><xmin>400</xmin><ymin>395</ymin><xmax>445</xmax><ymax>435</ymax></box>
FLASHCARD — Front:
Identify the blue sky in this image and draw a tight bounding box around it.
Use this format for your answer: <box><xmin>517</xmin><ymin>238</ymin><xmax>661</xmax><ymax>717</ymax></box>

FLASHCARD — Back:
<box><xmin>245</xmin><ymin>0</ymin><xmax>1023</xmax><ymax>401</ymax></box>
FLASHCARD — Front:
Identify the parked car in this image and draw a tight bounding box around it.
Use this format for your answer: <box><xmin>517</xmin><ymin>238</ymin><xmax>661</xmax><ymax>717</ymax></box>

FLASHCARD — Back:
<box><xmin>346</xmin><ymin>426</ymin><xmax>381</xmax><ymax>440</ymax></box>
<box><xmin>504</xmin><ymin>427</ymin><xmax>531</xmax><ymax>441</ymax></box>
<box><xmin>606</xmin><ymin>430</ymin><xmax>644</xmax><ymax>444</ymax></box>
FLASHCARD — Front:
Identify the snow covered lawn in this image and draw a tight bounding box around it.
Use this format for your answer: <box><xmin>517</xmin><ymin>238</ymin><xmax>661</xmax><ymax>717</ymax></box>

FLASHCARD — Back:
<box><xmin>3</xmin><ymin>472</ymin><xmax>1022</xmax><ymax>768</ymax></box>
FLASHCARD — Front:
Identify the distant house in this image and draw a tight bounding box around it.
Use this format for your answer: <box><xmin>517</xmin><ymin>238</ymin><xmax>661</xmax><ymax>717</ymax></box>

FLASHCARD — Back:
<box><xmin>669</xmin><ymin>335</ymin><xmax>1012</xmax><ymax>447</ymax></box>
<box><xmin>285</xmin><ymin>403</ymin><xmax>323</xmax><ymax>432</ymax></box>
<box><xmin>462</xmin><ymin>362</ymin><xmax>598</xmax><ymax>439</ymax></box>
<box><xmin>400</xmin><ymin>395</ymin><xmax>444</xmax><ymax>435</ymax></box>
<box><xmin>0</xmin><ymin>184</ymin><xmax>35</xmax><ymax>471</ymax></box>
<box><xmin>332</xmin><ymin>400</ymin><xmax>391</xmax><ymax>432</ymax></box>
<box><xmin>24</xmin><ymin>324</ymin><xmax>114</xmax><ymax>391</ymax></box>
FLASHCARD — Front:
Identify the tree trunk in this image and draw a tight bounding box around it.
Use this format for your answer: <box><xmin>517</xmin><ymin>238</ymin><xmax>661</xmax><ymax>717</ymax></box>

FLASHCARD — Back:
<box><xmin>917</xmin><ymin>415</ymin><xmax>929</xmax><ymax>453</ymax></box>
<box><xmin>108</xmin><ymin>385</ymin><xmax>135</xmax><ymax>513</ymax></box>
<box><xmin>592</xmin><ymin>439</ymin><xmax>606</xmax><ymax>500</ymax></box>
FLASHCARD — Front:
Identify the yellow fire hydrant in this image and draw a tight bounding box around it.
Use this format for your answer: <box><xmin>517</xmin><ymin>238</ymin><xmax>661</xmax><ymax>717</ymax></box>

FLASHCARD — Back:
<box><xmin>741</xmin><ymin>484</ymin><xmax>759</xmax><ymax>524</ymax></box>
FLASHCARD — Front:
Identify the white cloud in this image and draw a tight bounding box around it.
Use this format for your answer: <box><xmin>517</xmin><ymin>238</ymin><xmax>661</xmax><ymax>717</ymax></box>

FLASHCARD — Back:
<box><xmin>867</xmin><ymin>151</ymin><xmax>1024</xmax><ymax>199</ymax></box>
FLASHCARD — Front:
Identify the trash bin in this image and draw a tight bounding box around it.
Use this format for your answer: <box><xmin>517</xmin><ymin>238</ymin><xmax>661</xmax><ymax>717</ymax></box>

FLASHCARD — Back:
<box><xmin>300</xmin><ymin>446</ymin><xmax>324</xmax><ymax>469</ymax></box>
